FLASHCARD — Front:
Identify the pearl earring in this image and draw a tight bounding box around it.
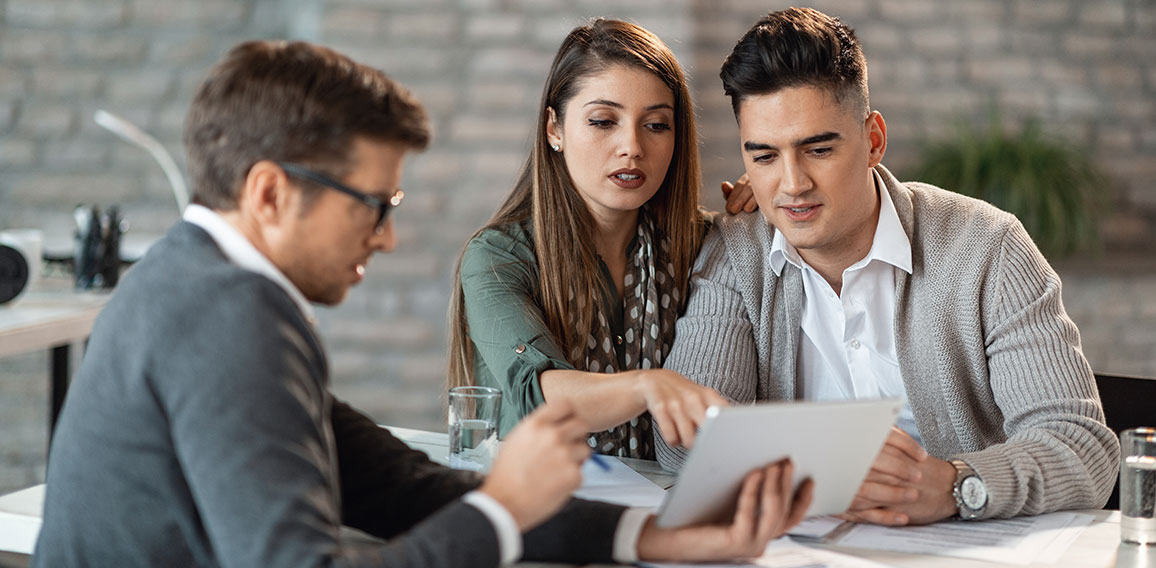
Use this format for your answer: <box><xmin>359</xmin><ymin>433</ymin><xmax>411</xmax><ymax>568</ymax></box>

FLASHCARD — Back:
<box><xmin>551</xmin><ymin>144</ymin><xmax>561</xmax><ymax>152</ymax></box>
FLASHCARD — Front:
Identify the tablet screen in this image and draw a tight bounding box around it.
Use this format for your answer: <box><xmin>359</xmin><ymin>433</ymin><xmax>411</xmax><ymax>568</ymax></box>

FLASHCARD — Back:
<box><xmin>656</xmin><ymin>398</ymin><xmax>902</xmax><ymax>528</ymax></box>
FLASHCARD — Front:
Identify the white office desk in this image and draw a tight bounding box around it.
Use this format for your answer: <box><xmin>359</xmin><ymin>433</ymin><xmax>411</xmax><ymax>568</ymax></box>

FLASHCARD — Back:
<box><xmin>2</xmin><ymin>427</ymin><xmax>1150</xmax><ymax>567</ymax></box>
<box><xmin>0</xmin><ymin>290</ymin><xmax>110</xmax><ymax>439</ymax></box>
<box><xmin>387</xmin><ymin>428</ymin><xmax>1149</xmax><ymax>568</ymax></box>
<box><xmin>0</xmin><ymin>292</ymin><xmax>108</xmax><ymax>357</ymax></box>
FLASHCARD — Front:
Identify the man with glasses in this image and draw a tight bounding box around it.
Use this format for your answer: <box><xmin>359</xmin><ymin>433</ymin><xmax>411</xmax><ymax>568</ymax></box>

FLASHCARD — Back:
<box><xmin>35</xmin><ymin>41</ymin><xmax>811</xmax><ymax>567</ymax></box>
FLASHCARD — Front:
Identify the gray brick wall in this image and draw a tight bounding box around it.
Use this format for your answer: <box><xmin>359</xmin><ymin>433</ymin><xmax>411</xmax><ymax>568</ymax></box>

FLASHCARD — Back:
<box><xmin>689</xmin><ymin>0</ymin><xmax>1156</xmax><ymax>229</ymax></box>
<box><xmin>1</xmin><ymin>0</ymin><xmax>1154</xmax><ymax>494</ymax></box>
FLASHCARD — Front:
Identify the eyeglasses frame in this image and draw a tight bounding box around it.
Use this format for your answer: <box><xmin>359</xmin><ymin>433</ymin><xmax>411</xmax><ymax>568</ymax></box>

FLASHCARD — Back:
<box><xmin>275</xmin><ymin>161</ymin><xmax>403</xmax><ymax>234</ymax></box>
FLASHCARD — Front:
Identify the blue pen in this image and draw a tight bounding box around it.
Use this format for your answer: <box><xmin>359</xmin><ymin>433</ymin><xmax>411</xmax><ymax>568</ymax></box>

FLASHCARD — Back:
<box><xmin>588</xmin><ymin>453</ymin><xmax>611</xmax><ymax>471</ymax></box>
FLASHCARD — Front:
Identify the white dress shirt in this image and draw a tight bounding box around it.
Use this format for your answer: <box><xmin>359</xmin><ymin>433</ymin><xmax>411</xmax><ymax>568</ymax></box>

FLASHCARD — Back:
<box><xmin>183</xmin><ymin>205</ymin><xmax>646</xmax><ymax>564</ymax></box>
<box><xmin>768</xmin><ymin>172</ymin><xmax>921</xmax><ymax>444</ymax></box>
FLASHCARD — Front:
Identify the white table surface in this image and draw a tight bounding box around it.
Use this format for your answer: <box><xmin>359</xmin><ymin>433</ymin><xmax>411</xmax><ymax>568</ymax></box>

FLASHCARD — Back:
<box><xmin>0</xmin><ymin>291</ymin><xmax>109</xmax><ymax>358</ymax></box>
<box><xmin>2</xmin><ymin>426</ymin><xmax>1150</xmax><ymax>567</ymax></box>
<box><xmin>387</xmin><ymin>427</ymin><xmax>1150</xmax><ymax>568</ymax></box>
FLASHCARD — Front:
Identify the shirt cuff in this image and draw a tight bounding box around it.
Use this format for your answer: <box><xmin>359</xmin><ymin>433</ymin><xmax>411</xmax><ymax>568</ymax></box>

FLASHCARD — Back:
<box><xmin>612</xmin><ymin>507</ymin><xmax>652</xmax><ymax>564</ymax></box>
<box><xmin>462</xmin><ymin>491</ymin><xmax>522</xmax><ymax>565</ymax></box>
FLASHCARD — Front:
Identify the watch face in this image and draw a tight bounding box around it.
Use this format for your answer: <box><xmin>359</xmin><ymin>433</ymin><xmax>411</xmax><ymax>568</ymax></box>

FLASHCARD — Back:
<box><xmin>961</xmin><ymin>475</ymin><xmax>988</xmax><ymax>510</ymax></box>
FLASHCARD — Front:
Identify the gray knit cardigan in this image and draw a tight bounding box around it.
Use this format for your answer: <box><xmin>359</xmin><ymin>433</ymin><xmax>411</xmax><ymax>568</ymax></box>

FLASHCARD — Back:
<box><xmin>656</xmin><ymin>165</ymin><xmax>1119</xmax><ymax>519</ymax></box>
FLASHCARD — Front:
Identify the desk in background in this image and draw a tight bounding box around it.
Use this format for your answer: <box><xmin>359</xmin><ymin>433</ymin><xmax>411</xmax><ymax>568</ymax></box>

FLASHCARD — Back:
<box><xmin>0</xmin><ymin>291</ymin><xmax>110</xmax><ymax>441</ymax></box>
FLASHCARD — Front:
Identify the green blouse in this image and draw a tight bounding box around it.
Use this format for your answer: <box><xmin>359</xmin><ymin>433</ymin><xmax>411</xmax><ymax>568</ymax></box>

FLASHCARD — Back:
<box><xmin>460</xmin><ymin>219</ymin><xmax>644</xmax><ymax>437</ymax></box>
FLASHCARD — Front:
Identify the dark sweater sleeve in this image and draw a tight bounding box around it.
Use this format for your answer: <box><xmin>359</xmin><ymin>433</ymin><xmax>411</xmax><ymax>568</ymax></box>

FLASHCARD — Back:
<box><xmin>333</xmin><ymin>400</ymin><xmax>630</xmax><ymax>564</ymax></box>
<box><xmin>331</xmin><ymin>399</ymin><xmax>483</xmax><ymax>537</ymax></box>
<box><xmin>522</xmin><ymin>498</ymin><xmax>626</xmax><ymax>564</ymax></box>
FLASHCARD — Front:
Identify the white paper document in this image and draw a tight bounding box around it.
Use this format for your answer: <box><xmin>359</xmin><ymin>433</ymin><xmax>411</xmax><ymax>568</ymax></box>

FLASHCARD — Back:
<box><xmin>836</xmin><ymin>511</ymin><xmax>1093</xmax><ymax>565</ymax></box>
<box><xmin>642</xmin><ymin>536</ymin><xmax>893</xmax><ymax>568</ymax></box>
<box><xmin>573</xmin><ymin>456</ymin><xmax>667</xmax><ymax>508</ymax></box>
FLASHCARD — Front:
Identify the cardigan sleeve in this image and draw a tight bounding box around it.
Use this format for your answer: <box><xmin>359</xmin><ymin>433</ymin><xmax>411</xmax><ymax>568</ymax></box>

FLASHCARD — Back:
<box><xmin>656</xmin><ymin>224</ymin><xmax>761</xmax><ymax>472</ymax></box>
<box><xmin>960</xmin><ymin>220</ymin><xmax>1120</xmax><ymax>518</ymax></box>
<box><xmin>460</xmin><ymin>227</ymin><xmax>576</xmax><ymax>436</ymax></box>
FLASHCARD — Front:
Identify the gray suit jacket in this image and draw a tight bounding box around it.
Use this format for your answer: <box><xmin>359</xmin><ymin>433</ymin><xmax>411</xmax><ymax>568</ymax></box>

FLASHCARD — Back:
<box><xmin>656</xmin><ymin>165</ymin><xmax>1119</xmax><ymax>519</ymax></box>
<box><xmin>35</xmin><ymin>221</ymin><xmax>624</xmax><ymax>567</ymax></box>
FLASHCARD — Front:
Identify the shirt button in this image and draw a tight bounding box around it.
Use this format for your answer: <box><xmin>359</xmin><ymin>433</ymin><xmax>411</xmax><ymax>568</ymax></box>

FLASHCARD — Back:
<box><xmin>849</xmin><ymin>339</ymin><xmax>861</xmax><ymax>350</ymax></box>
<box><xmin>615</xmin><ymin>335</ymin><xmax>624</xmax><ymax>345</ymax></box>
<box><xmin>514</xmin><ymin>344</ymin><xmax>526</xmax><ymax>354</ymax></box>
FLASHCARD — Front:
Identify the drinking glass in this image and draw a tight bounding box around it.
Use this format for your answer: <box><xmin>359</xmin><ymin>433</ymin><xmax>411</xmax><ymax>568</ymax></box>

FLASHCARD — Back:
<box><xmin>1121</xmin><ymin>427</ymin><xmax>1156</xmax><ymax>545</ymax></box>
<box><xmin>448</xmin><ymin>386</ymin><xmax>501</xmax><ymax>473</ymax></box>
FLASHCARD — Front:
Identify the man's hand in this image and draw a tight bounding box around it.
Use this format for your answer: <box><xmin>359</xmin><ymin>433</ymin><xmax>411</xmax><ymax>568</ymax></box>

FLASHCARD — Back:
<box><xmin>839</xmin><ymin>427</ymin><xmax>958</xmax><ymax>526</ymax></box>
<box><xmin>637</xmin><ymin>459</ymin><xmax>814</xmax><ymax>562</ymax></box>
<box><xmin>479</xmin><ymin>400</ymin><xmax>591</xmax><ymax>531</ymax></box>
<box><xmin>635</xmin><ymin>369</ymin><xmax>728</xmax><ymax>449</ymax></box>
<box><xmin>721</xmin><ymin>173</ymin><xmax>758</xmax><ymax>215</ymax></box>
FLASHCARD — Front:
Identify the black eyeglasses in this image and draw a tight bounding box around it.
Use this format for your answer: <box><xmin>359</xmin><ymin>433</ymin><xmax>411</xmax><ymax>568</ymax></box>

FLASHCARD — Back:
<box><xmin>276</xmin><ymin>162</ymin><xmax>403</xmax><ymax>234</ymax></box>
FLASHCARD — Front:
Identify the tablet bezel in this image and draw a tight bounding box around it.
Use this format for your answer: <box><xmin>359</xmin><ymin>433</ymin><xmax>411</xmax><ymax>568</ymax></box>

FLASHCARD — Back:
<box><xmin>655</xmin><ymin>398</ymin><xmax>903</xmax><ymax>528</ymax></box>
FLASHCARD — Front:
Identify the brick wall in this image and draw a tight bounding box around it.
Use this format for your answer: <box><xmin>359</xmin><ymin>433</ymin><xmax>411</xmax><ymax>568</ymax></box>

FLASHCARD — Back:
<box><xmin>690</xmin><ymin>0</ymin><xmax>1156</xmax><ymax>236</ymax></box>
<box><xmin>1</xmin><ymin>0</ymin><xmax>1154</xmax><ymax>494</ymax></box>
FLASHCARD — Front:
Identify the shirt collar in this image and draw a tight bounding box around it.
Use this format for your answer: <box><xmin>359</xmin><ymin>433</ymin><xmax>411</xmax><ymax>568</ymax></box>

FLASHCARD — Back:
<box><xmin>769</xmin><ymin>225</ymin><xmax>796</xmax><ymax>277</ymax></box>
<box><xmin>183</xmin><ymin>204</ymin><xmax>317</xmax><ymax>325</ymax></box>
<box><xmin>769</xmin><ymin>169</ymin><xmax>912</xmax><ymax>276</ymax></box>
<box><xmin>869</xmin><ymin>169</ymin><xmax>913</xmax><ymax>275</ymax></box>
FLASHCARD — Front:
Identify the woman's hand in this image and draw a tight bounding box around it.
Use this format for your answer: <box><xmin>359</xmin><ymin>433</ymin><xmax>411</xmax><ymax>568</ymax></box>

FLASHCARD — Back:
<box><xmin>721</xmin><ymin>173</ymin><xmax>758</xmax><ymax>215</ymax></box>
<box><xmin>635</xmin><ymin>369</ymin><xmax>729</xmax><ymax>448</ymax></box>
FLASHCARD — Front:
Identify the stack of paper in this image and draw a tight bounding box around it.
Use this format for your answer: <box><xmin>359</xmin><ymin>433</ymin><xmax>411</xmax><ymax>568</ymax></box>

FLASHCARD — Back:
<box><xmin>835</xmin><ymin>511</ymin><xmax>1093</xmax><ymax>565</ymax></box>
<box><xmin>643</xmin><ymin>536</ymin><xmax>893</xmax><ymax>568</ymax></box>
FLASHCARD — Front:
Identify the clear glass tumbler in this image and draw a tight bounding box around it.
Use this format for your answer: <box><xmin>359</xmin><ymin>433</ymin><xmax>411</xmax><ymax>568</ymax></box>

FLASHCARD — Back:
<box><xmin>448</xmin><ymin>386</ymin><xmax>502</xmax><ymax>473</ymax></box>
<box><xmin>1121</xmin><ymin>427</ymin><xmax>1156</xmax><ymax>545</ymax></box>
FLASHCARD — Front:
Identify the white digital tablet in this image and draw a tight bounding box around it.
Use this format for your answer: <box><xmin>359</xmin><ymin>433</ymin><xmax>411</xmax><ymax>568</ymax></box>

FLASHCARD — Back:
<box><xmin>655</xmin><ymin>398</ymin><xmax>903</xmax><ymax>528</ymax></box>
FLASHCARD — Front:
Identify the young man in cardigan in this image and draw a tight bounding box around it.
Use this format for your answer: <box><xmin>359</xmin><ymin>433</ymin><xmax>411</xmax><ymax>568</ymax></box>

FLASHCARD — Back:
<box><xmin>657</xmin><ymin>7</ymin><xmax>1117</xmax><ymax>525</ymax></box>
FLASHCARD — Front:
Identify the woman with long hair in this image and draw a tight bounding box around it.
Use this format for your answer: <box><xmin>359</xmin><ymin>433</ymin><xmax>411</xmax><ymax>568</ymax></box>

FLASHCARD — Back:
<box><xmin>448</xmin><ymin>19</ymin><xmax>738</xmax><ymax>461</ymax></box>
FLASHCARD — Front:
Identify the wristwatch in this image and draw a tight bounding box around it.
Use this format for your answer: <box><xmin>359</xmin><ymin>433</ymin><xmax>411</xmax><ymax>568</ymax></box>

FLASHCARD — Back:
<box><xmin>951</xmin><ymin>459</ymin><xmax>988</xmax><ymax>519</ymax></box>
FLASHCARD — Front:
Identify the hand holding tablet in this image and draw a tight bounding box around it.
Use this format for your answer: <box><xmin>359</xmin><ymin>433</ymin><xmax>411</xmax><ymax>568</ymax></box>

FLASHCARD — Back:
<box><xmin>656</xmin><ymin>398</ymin><xmax>903</xmax><ymax>527</ymax></box>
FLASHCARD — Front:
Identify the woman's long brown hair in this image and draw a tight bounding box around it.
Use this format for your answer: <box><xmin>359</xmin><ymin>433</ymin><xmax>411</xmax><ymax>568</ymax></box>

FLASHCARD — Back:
<box><xmin>448</xmin><ymin>18</ymin><xmax>705</xmax><ymax>388</ymax></box>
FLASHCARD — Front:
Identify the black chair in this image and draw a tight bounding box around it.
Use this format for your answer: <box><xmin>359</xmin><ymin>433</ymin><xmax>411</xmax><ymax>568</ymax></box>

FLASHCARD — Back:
<box><xmin>1093</xmin><ymin>372</ymin><xmax>1156</xmax><ymax>510</ymax></box>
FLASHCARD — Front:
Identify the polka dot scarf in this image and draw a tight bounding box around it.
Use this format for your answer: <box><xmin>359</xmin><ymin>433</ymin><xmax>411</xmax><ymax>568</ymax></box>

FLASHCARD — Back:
<box><xmin>572</xmin><ymin>213</ymin><xmax>680</xmax><ymax>460</ymax></box>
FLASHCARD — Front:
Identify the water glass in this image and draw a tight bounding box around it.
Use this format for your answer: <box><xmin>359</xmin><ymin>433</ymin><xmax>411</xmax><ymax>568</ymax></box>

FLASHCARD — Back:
<box><xmin>448</xmin><ymin>386</ymin><xmax>501</xmax><ymax>473</ymax></box>
<box><xmin>1121</xmin><ymin>427</ymin><xmax>1156</xmax><ymax>545</ymax></box>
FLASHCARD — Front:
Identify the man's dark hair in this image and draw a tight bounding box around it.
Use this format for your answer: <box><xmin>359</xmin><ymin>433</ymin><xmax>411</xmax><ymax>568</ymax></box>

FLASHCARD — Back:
<box><xmin>720</xmin><ymin>7</ymin><xmax>869</xmax><ymax>119</ymax></box>
<box><xmin>184</xmin><ymin>40</ymin><xmax>430</xmax><ymax>210</ymax></box>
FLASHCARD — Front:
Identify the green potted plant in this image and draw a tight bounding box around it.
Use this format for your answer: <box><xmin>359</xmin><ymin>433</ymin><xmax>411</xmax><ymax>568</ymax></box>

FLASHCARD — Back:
<box><xmin>910</xmin><ymin>114</ymin><xmax>1109</xmax><ymax>258</ymax></box>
